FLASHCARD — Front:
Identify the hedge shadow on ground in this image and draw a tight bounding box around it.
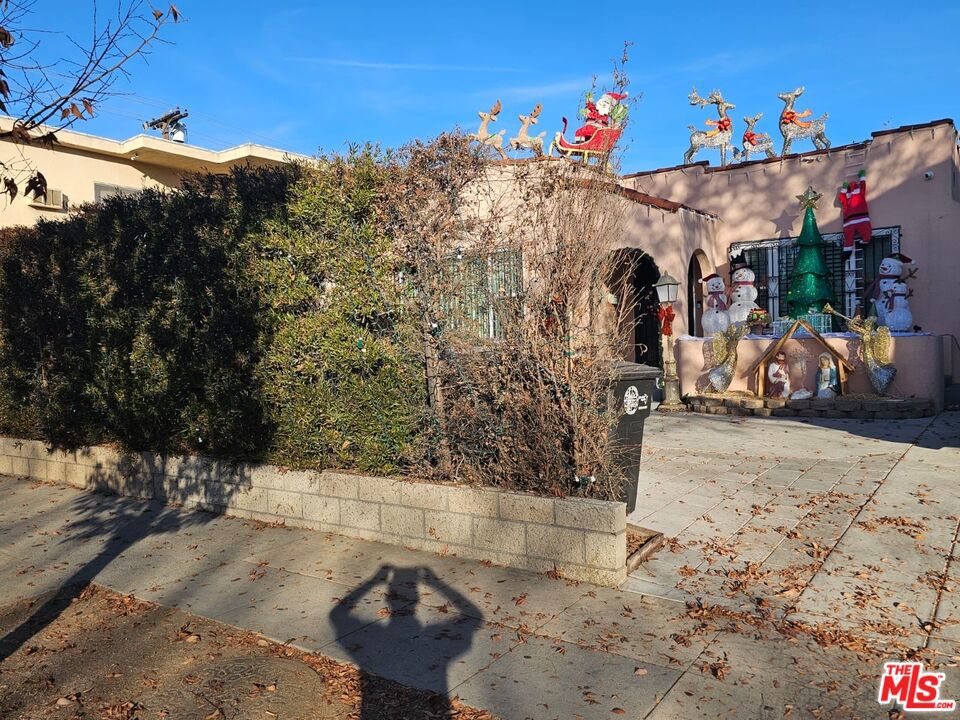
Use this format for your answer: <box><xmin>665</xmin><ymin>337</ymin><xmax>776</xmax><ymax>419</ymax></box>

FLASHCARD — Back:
<box><xmin>0</xmin><ymin>458</ymin><xmax>250</xmax><ymax>663</ymax></box>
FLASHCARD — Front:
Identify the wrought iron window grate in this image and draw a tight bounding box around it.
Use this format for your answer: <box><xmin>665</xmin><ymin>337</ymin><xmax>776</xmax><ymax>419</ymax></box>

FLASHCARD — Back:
<box><xmin>731</xmin><ymin>227</ymin><xmax>899</xmax><ymax>321</ymax></box>
<box><xmin>443</xmin><ymin>248</ymin><xmax>523</xmax><ymax>339</ymax></box>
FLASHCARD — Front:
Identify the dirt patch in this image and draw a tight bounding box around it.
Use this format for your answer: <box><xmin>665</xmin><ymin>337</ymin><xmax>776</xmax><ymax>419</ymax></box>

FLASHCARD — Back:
<box><xmin>0</xmin><ymin>584</ymin><xmax>497</xmax><ymax>720</ymax></box>
<box><xmin>626</xmin><ymin>525</ymin><xmax>664</xmax><ymax>563</ymax></box>
<box><xmin>626</xmin><ymin>531</ymin><xmax>646</xmax><ymax>558</ymax></box>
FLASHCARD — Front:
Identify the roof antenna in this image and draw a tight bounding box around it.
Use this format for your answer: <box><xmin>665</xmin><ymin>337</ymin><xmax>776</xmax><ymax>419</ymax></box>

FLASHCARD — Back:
<box><xmin>144</xmin><ymin>107</ymin><xmax>189</xmax><ymax>143</ymax></box>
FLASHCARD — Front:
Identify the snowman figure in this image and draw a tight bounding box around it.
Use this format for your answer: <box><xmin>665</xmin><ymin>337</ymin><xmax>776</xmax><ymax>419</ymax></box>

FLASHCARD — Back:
<box><xmin>700</xmin><ymin>273</ymin><xmax>730</xmax><ymax>336</ymax></box>
<box><xmin>727</xmin><ymin>255</ymin><xmax>760</xmax><ymax>324</ymax></box>
<box><xmin>884</xmin><ymin>280</ymin><xmax>914</xmax><ymax>333</ymax></box>
<box><xmin>869</xmin><ymin>252</ymin><xmax>912</xmax><ymax>326</ymax></box>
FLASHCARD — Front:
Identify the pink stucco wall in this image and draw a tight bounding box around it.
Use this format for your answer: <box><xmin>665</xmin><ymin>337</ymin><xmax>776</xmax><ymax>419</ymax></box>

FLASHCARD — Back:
<box><xmin>620</xmin><ymin>120</ymin><xmax>960</xmax><ymax>379</ymax></box>
<box><xmin>676</xmin><ymin>333</ymin><xmax>944</xmax><ymax>410</ymax></box>
<box><xmin>616</xmin><ymin>203</ymin><xmax>719</xmax><ymax>340</ymax></box>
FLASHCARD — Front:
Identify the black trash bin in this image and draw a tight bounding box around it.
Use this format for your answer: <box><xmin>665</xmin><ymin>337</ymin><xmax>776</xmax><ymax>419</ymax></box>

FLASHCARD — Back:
<box><xmin>609</xmin><ymin>361</ymin><xmax>661</xmax><ymax>515</ymax></box>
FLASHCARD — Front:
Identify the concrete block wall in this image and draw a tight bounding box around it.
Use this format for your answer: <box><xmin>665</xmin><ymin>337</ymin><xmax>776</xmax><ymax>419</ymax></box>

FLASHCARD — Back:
<box><xmin>0</xmin><ymin>437</ymin><xmax>627</xmax><ymax>587</ymax></box>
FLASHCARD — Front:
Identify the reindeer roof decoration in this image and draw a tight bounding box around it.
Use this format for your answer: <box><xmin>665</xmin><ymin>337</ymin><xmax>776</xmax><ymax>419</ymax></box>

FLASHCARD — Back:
<box><xmin>692</xmin><ymin>86</ymin><xmax>832</xmax><ymax>165</ymax></box>
<box><xmin>684</xmin><ymin>88</ymin><xmax>736</xmax><ymax>167</ymax></box>
<box><xmin>469</xmin><ymin>99</ymin><xmax>508</xmax><ymax>160</ymax></box>
<box><xmin>777</xmin><ymin>86</ymin><xmax>830</xmax><ymax>156</ymax></box>
<box><xmin>509</xmin><ymin>103</ymin><xmax>546</xmax><ymax>157</ymax></box>
<box><xmin>732</xmin><ymin>113</ymin><xmax>777</xmax><ymax>163</ymax></box>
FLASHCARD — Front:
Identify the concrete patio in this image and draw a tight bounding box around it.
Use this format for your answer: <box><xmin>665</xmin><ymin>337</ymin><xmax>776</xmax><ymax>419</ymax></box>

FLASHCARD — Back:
<box><xmin>1</xmin><ymin>411</ymin><xmax>958</xmax><ymax>718</ymax></box>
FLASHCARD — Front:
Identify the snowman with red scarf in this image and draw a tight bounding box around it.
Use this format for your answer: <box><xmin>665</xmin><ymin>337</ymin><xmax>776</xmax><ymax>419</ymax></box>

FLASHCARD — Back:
<box><xmin>885</xmin><ymin>280</ymin><xmax>914</xmax><ymax>333</ymax></box>
<box><xmin>700</xmin><ymin>273</ymin><xmax>731</xmax><ymax>335</ymax></box>
<box><xmin>727</xmin><ymin>254</ymin><xmax>760</xmax><ymax>325</ymax></box>
<box><xmin>868</xmin><ymin>252</ymin><xmax>913</xmax><ymax>326</ymax></box>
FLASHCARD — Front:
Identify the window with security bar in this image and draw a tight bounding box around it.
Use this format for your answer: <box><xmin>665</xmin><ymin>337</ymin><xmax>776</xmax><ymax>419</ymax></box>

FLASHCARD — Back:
<box><xmin>731</xmin><ymin>227</ymin><xmax>899</xmax><ymax>320</ymax></box>
<box><xmin>443</xmin><ymin>248</ymin><xmax>523</xmax><ymax>339</ymax></box>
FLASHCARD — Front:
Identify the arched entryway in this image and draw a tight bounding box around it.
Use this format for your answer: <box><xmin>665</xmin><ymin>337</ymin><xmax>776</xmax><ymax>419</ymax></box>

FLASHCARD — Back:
<box><xmin>607</xmin><ymin>248</ymin><xmax>661</xmax><ymax>367</ymax></box>
<box><xmin>687</xmin><ymin>250</ymin><xmax>710</xmax><ymax>337</ymax></box>
<box><xmin>633</xmin><ymin>254</ymin><xmax>661</xmax><ymax>367</ymax></box>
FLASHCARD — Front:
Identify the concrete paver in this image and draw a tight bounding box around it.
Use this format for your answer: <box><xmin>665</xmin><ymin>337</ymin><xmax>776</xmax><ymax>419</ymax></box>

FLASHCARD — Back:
<box><xmin>455</xmin><ymin>632</ymin><xmax>681</xmax><ymax>720</ymax></box>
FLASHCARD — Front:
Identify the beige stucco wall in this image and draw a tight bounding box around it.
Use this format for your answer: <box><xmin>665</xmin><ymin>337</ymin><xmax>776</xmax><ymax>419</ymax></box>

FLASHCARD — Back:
<box><xmin>623</xmin><ymin>122</ymin><xmax>960</xmax><ymax>376</ymax></box>
<box><xmin>466</xmin><ymin>160</ymin><xmax>722</xmax><ymax>347</ymax></box>
<box><xmin>0</xmin><ymin>120</ymin><xmax>303</xmax><ymax>228</ymax></box>
<box><xmin>0</xmin><ymin>141</ymin><xmax>185</xmax><ymax>226</ymax></box>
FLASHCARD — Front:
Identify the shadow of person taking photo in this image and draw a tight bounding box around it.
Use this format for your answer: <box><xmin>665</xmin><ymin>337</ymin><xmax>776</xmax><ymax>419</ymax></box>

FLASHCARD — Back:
<box><xmin>330</xmin><ymin>564</ymin><xmax>482</xmax><ymax>719</ymax></box>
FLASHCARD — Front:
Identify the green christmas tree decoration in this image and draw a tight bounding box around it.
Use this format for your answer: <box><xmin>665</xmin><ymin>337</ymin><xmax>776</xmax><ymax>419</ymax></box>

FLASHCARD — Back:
<box><xmin>786</xmin><ymin>186</ymin><xmax>836</xmax><ymax>317</ymax></box>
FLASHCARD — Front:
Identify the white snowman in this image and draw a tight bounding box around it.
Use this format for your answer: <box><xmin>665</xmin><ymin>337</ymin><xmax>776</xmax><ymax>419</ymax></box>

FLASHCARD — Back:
<box><xmin>884</xmin><ymin>280</ymin><xmax>913</xmax><ymax>333</ymax></box>
<box><xmin>727</xmin><ymin>259</ymin><xmax>760</xmax><ymax>325</ymax></box>
<box><xmin>700</xmin><ymin>273</ymin><xmax>730</xmax><ymax>336</ymax></box>
<box><xmin>870</xmin><ymin>253</ymin><xmax>912</xmax><ymax>326</ymax></box>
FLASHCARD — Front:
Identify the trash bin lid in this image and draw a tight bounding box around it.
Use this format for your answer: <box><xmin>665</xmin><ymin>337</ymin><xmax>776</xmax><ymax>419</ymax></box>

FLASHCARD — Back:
<box><xmin>610</xmin><ymin>360</ymin><xmax>662</xmax><ymax>382</ymax></box>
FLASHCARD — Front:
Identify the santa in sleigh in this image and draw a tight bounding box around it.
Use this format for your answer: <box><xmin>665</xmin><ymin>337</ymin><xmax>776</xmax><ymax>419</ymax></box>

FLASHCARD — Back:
<box><xmin>551</xmin><ymin>91</ymin><xmax>628</xmax><ymax>162</ymax></box>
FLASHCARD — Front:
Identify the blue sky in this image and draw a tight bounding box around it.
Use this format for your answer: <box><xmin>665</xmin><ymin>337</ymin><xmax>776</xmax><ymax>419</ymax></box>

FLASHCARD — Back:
<box><xmin>46</xmin><ymin>1</ymin><xmax>960</xmax><ymax>173</ymax></box>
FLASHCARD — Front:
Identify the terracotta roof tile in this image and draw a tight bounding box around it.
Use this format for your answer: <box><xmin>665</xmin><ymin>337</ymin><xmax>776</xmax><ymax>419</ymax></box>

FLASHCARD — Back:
<box><xmin>576</xmin><ymin>179</ymin><xmax>718</xmax><ymax>219</ymax></box>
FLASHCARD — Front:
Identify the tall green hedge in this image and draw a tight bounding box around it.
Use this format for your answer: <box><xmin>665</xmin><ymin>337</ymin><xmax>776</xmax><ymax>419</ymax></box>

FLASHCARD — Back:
<box><xmin>0</xmin><ymin>159</ymin><xmax>424</xmax><ymax>472</ymax></box>
<box><xmin>251</xmin><ymin>150</ymin><xmax>424</xmax><ymax>472</ymax></box>
<box><xmin>0</xmin><ymin>167</ymin><xmax>298</xmax><ymax>455</ymax></box>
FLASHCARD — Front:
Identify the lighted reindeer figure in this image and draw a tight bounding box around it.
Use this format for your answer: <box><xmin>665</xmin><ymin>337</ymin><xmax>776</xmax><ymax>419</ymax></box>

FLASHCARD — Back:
<box><xmin>684</xmin><ymin>88</ymin><xmax>736</xmax><ymax>166</ymax></box>
<box><xmin>777</xmin><ymin>86</ymin><xmax>830</xmax><ymax>155</ymax></box>
<box><xmin>732</xmin><ymin>113</ymin><xmax>777</xmax><ymax>162</ymax></box>
<box><xmin>469</xmin><ymin>99</ymin><xmax>508</xmax><ymax>160</ymax></box>
<box><xmin>509</xmin><ymin>103</ymin><xmax>546</xmax><ymax>157</ymax></box>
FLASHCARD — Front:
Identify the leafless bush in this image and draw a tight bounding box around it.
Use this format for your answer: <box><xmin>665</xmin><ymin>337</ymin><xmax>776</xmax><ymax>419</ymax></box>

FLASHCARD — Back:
<box><xmin>386</xmin><ymin>136</ymin><xmax>640</xmax><ymax>500</ymax></box>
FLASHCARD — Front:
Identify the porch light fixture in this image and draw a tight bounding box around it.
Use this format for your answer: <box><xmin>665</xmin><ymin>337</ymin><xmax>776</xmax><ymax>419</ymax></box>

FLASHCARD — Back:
<box><xmin>654</xmin><ymin>271</ymin><xmax>683</xmax><ymax>411</ymax></box>
<box><xmin>654</xmin><ymin>272</ymin><xmax>680</xmax><ymax>304</ymax></box>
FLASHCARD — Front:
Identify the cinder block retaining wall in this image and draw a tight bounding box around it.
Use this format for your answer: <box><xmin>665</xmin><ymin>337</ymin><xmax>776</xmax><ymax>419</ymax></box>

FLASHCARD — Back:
<box><xmin>0</xmin><ymin>437</ymin><xmax>627</xmax><ymax>587</ymax></box>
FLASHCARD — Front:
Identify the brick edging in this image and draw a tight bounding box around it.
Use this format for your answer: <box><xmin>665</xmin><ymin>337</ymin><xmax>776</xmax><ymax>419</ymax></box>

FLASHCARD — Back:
<box><xmin>684</xmin><ymin>395</ymin><xmax>936</xmax><ymax>420</ymax></box>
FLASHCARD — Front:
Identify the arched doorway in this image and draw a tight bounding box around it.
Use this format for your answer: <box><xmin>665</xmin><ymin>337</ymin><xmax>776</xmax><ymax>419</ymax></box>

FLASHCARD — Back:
<box><xmin>607</xmin><ymin>248</ymin><xmax>661</xmax><ymax>367</ymax></box>
<box><xmin>633</xmin><ymin>254</ymin><xmax>661</xmax><ymax>367</ymax></box>
<box><xmin>687</xmin><ymin>250</ymin><xmax>709</xmax><ymax>337</ymax></box>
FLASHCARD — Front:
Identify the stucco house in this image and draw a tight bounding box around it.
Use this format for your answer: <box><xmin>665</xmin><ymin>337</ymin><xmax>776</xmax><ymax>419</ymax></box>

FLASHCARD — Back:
<box><xmin>0</xmin><ymin>117</ymin><xmax>305</xmax><ymax>227</ymax></box>
<box><xmin>613</xmin><ymin>119</ymin><xmax>959</xmax><ymax>409</ymax></box>
<box><xmin>475</xmin><ymin>119</ymin><xmax>958</xmax><ymax>410</ymax></box>
<box><xmin>3</xmin><ymin>116</ymin><xmax>955</xmax><ymax>409</ymax></box>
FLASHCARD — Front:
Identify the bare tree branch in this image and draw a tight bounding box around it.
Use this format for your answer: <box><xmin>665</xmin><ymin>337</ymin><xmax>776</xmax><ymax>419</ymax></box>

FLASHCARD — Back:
<box><xmin>0</xmin><ymin>1</ymin><xmax>180</xmax><ymax>203</ymax></box>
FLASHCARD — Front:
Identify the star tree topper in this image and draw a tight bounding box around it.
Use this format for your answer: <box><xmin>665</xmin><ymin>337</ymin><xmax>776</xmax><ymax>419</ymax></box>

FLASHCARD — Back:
<box><xmin>797</xmin><ymin>186</ymin><xmax>823</xmax><ymax>210</ymax></box>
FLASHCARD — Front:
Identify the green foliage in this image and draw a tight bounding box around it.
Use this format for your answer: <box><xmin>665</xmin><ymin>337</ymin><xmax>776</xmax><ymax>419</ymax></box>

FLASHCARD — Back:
<box><xmin>0</xmin><ymin>155</ymin><xmax>423</xmax><ymax>474</ymax></box>
<box><xmin>251</xmin><ymin>149</ymin><xmax>424</xmax><ymax>472</ymax></box>
<box><xmin>0</xmin><ymin>141</ymin><xmax>631</xmax><ymax>499</ymax></box>
<box><xmin>0</xmin><ymin>165</ymin><xmax>300</xmax><ymax>456</ymax></box>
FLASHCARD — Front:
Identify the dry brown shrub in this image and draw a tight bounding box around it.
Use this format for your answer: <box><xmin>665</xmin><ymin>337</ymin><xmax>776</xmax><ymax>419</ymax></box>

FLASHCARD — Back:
<box><xmin>385</xmin><ymin>134</ymin><xmax>643</xmax><ymax>500</ymax></box>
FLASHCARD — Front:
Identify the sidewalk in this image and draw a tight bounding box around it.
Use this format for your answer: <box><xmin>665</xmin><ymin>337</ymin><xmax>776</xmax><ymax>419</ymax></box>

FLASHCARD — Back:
<box><xmin>1</xmin><ymin>412</ymin><xmax>958</xmax><ymax>719</ymax></box>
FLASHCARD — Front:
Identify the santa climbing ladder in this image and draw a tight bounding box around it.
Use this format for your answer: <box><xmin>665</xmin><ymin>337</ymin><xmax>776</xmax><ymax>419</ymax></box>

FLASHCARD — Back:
<box><xmin>837</xmin><ymin>169</ymin><xmax>872</xmax><ymax>258</ymax></box>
